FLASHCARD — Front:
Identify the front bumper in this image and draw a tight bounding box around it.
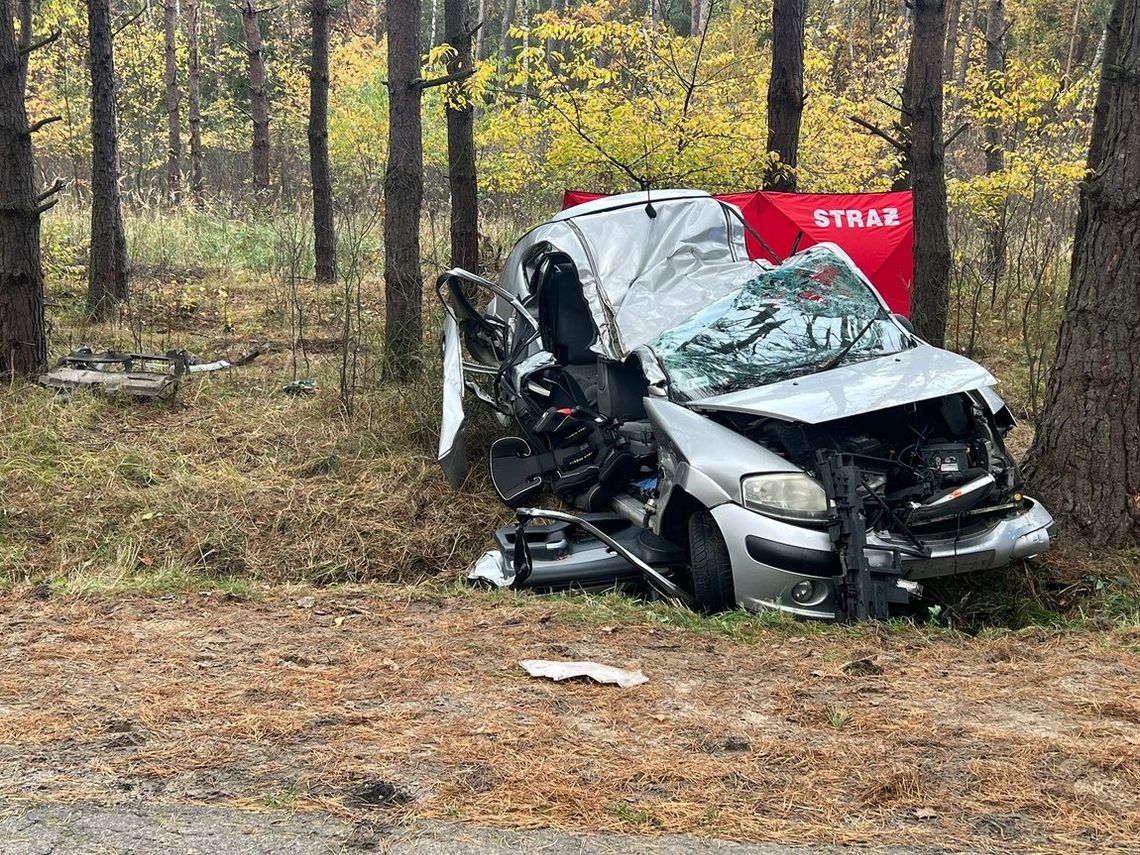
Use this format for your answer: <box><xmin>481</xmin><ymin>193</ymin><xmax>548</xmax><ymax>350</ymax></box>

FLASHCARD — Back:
<box><xmin>712</xmin><ymin>497</ymin><xmax>1054</xmax><ymax>619</ymax></box>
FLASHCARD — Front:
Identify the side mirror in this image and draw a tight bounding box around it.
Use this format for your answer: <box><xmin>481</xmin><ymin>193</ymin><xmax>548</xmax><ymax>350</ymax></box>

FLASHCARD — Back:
<box><xmin>893</xmin><ymin>313</ymin><xmax>915</xmax><ymax>334</ymax></box>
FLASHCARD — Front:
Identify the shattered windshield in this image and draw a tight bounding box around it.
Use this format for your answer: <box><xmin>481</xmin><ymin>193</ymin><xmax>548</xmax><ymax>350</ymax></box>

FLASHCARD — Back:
<box><xmin>651</xmin><ymin>246</ymin><xmax>911</xmax><ymax>401</ymax></box>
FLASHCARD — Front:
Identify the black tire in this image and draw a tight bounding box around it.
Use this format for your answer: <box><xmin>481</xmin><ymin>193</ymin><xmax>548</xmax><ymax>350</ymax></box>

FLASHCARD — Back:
<box><xmin>686</xmin><ymin>510</ymin><xmax>736</xmax><ymax>613</ymax></box>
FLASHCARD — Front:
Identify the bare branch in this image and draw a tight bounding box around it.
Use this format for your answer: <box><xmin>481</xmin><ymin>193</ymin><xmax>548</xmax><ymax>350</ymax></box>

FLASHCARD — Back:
<box><xmin>19</xmin><ymin>28</ymin><xmax>61</xmax><ymax>55</ymax></box>
<box><xmin>413</xmin><ymin>67</ymin><xmax>476</xmax><ymax>90</ymax></box>
<box><xmin>113</xmin><ymin>6</ymin><xmax>147</xmax><ymax>39</ymax></box>
<box><xmin>37</xmin><ymin>178</ymin><xmax>67</xmax><ymax>202</ymax></box>
<box><xmin>848</xmin><ymin>116</ymin><xmax>907</xmax><ymax>152</ymax></box>
<box><xmin>944</xmin><ymin>122</ymin><xmax>971</xmax><ymax>148</ymax></box>
<box><xmin>26</xmin><ymin>116</ymin><xmax>62</xmax><ymax>135</ymax></box>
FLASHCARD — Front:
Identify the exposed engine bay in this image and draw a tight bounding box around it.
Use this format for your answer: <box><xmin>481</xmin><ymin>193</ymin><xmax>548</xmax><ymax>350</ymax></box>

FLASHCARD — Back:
<box><xmin>710</xmin><ymin>392</ymin><xmax>1026</xmax><ymax>537</ymax></box>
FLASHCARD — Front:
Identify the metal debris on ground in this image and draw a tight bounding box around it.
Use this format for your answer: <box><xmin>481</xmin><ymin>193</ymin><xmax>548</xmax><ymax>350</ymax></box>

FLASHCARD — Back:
<box><xmin>281</xmin><ymin>379</ymin><xmax>318</xmax><ymax>396</ymax></box>
<box><xmin>518</xmin><ymin>659</ymin><xmax>649</xmax><ymax>688</ymax></box>
<box><xmin>38</xmin><ymin>347</ymin><xmax>260</xmax><ymax>399</ymax></box>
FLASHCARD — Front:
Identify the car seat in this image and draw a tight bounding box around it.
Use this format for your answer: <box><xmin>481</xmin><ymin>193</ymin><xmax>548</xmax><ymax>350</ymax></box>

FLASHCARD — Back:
<box><xmin>536</xmin><ymin>259</ymin><xmax>599</xmax><ymax>406</ymax></box>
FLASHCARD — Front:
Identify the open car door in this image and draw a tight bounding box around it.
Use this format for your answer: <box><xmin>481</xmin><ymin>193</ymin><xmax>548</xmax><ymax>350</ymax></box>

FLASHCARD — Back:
<box><xmin>436</xmin><ymin>269</ymin><xmax>536</xmax><ymax>487</ymax></box>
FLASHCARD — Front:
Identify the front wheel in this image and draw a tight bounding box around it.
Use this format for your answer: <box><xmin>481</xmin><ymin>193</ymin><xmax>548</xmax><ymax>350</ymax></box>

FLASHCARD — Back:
<box><xmin>686</xmin><ymin>510</ymin><xmax>736</xmax><ymax>613</ymax></box>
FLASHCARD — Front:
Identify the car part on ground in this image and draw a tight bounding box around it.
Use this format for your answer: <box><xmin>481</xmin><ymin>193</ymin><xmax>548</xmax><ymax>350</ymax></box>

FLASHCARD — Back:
<box><xmin>444</xmin><ymin>190</ymin><xmax>1055</xmax><ymax>622</ymax></box>
<box><xmin>39</xmin><ymin>347</ymin><xmax>260</xmax><ymax>399</ymax></box>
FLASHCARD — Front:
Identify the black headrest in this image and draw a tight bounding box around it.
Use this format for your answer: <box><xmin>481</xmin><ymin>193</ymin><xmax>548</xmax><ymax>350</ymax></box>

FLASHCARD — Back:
<box><xmin>540</xmin><ymin>262</ymin><xmax>596</xmax><ymax>365</ymax></box>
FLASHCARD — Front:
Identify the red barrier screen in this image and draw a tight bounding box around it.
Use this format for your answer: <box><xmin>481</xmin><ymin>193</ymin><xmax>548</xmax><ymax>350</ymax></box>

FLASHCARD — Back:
<box><xmin>561</xmin><ymin>189</ymin><xmax>915</xmax><ymax>315</ymax></box>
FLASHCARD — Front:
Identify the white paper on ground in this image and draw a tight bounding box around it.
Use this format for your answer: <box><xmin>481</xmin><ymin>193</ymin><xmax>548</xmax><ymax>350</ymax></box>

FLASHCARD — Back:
<box><xmin>519</xmin><ymin>659</ymin><xmax>649</xmax><ymax>688</ymax></box>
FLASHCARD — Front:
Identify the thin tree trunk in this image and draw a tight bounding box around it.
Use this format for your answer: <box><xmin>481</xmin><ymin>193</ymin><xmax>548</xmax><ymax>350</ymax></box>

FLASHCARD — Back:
<box><xmin>764</xmin><ymin>0</ymin><xmax>806</xmax><ymax>191</ymax></box>
<box><xmin>691</xmin><ymin>0</ymin><xmax>703</xmax><ymax>37</ymax></box>
<box><xmin>1027</xmin><ymin>0</ymin><xmax>1140</xmax><ymax>546</ymax></box>
<box><xmin>983</xmin><ymin>0</ymin><xmax>1005</xmax><ymax>290</ymax></box>
<box><xmin>500</xmin><ymin>0</ymin><xmax>517</xmax><ymax>62</ymax></box>
<box><xmin>545</xmin><ymin>0</ymin><xmax>565</xmax><ymax>68</ymax></box>
<box><xmin>956</xmin><ymin>0</ymin><xmax>978</xmax><ymax>88</ymax></box>
<box><xmin>187</xmin><ymin>0</ymin><xmax>204</xmax><ymax>206</ymax></box>
<box><xmin>446</xmin><ymin>0</ymin><xmax>478</xmax><ymax>273</ymax></box>
<box><xmin>943</xmin><ymin>0</ymin><xmax>961</xmax><ymax>82</ymax></box>
<box><xmin>309</xmin><ymin>0</ymin><xmax>336</xmax><ymax>283</ymax></box>
<box><xmin>430</xmin><ymin>0</ymin><xmax>439</xmax><ymax>46</ymax></box>
<box><xmin>86</xmin><ymin>0</ymin><xmax>129</xmax><ymax>318</ymax></box>
<box><xmin>239</xmin><ymin>0</ymin><xmax>270</xmax><ymax>192</ymax></box>
<box><xmin>475</xmin><ymin>0</ymin><xmax>486</xmax><ymax>59</ymax></box>
<box><xmin>1064</xmin><ymin>0</ymin><xmax>1086</xmax><ymax>77</ymax></box>
<box><xmin>384</xmin><ymin>0</ymin><xmax>425</xmax><ymax>380</ymax></box>
<box><xmin>906</xmin><ymin>0</ymin><xmax>951</xmax><ymax>346</ymax></box>
<box><xmin>164</xmin><ymin>1</ymin><xmax>181</xmax><ymax>204</ymax></box>
<box><xmin>0</xmin><ymin>0</ymin><xmax>47</xmax><ymax>375</ymax></box>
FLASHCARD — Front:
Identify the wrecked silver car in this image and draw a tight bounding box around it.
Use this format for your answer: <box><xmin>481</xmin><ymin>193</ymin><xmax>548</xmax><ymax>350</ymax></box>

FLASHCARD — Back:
<box><xmin>436</xmin><ymin>190</ymin><xmax>1054</xmax><ymax>621</ymax></box>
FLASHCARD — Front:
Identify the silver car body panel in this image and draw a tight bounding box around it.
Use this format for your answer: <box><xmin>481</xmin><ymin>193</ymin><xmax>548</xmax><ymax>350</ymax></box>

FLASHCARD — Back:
<box><xmin>714</xmin><ymin>497</ymin><xmax>1054</xmax><ymax>619</ymax></box>
<box><xmin>644</xmin><ymin>398</ymin><xmax>798</xmax><ymax>514</ymax></box>
<box><xmin>692</xmin><ymin>344</ymin><xmax>998</xmax><ymax>423</ymax></box>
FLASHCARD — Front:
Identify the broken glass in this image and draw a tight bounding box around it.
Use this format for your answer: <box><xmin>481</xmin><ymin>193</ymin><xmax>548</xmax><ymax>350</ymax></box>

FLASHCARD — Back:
<box><xmin>651</xmin><ymin>246</ymin><xmax>911</xmax><ymax>401</ymax></box>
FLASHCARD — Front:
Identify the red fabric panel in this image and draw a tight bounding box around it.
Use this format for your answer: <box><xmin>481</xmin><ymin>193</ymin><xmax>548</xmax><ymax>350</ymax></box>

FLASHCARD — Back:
<box><xmin>750</xmin><ymin>191</ymin><xmax>914</xmax><ymax>315</ymax></box>
<box><xmin>559</xmin><ymin>189</ymin><xmax>914</xmax><ymax>315</ymax></box>
<box><xmin>562</xmin><ymin>190</ymin><xmax>606</xmax><ymax>208</ymax></box>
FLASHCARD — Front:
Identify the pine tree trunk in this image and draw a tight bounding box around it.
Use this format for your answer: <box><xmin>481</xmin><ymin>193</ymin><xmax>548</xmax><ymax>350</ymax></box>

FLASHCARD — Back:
<box><xmin>544</xmin><ymin>0</ymin><xmax>565</xmax><ymax>69</ymax></box>
<box><xmin>446</xmin><ymin>0</ymin><xmax>479</xmax><ymax>273</ymax></box>
<box><xmin>943</xmin><ymin>0</ymin><xmax>961</xmax><ymax>82</ymax></box>
<box><xmin>187</xmin><ymin>0</ymin><xmax>204</xmax><ymax>206</ymax></box>
<box><xmin>764</xmin><ymin>0</ymin><xmax>805</xmax><ymax>192</ymax></box>
<box><xmin>384</xmin><ymin>0</ymin><xmax>424</xmax><ymax>380</ymax></box>
<box><xmin>500</xmin><ymin>0</ymin><xmax>517</xmax><ymax>62</ymax></box>
<box><xmin>474</xmin><ymin>0</ymin><xmax>486</xmax><ymax>60</ymax></box>
<box><xmin>956</xmin><ymin>0</ymin><xmax>978</xmax><ymax>88</ymax></box>
<box><xmin>239</xmin><ymin>0</ymin><xmax>270</xmax><ymax>192</ymax></box>
<box><xmin>164</xmin><ymin>0</ymin><xmax>181</xmax><ymax>204</ymax></box>
<box><xmin>983</xmin><ymin>0</ymin><xmax>1006</xmax><ymax>288</ymax></box>
<box><xmin>905</xmin><ymin>0</ymin><xmax>951</xmax><ymax>346</ymax></box>
<box><xmin>309</xmin><ymin>0</ymin><xmax>336</xmax><ymax>283</ymax></box>
<box><xmin>0</xmin><ymin>0</ymin><xmax>47</xmax><ymax>375</ymax></box>
<box><xmin>1027</xmin><ymin>0</ymin><xmax>1140</xmax><ymax>547</ymax></box>
<box><xmin>86</xmin><ymin>0</ymin><xmax>129</xmax><ymax>319</ymax></box>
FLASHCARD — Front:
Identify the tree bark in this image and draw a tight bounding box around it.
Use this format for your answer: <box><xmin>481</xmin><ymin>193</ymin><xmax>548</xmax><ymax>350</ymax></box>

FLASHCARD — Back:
<box><xmin>544</xmin><ymin>0</ymin><xmax>565</xmax><ymax>69</ymax></box>
<box><xmin>983</xmin><ymin>0</ymin><xmax>1005</xmax><ymax>286</ymax></box>
<box><xmin>239</xmin><ymin>0</ymin><xmax>270</xmax><ymax>192</ymax></box>
<box><xmin>384</xmin><ymin>0</ymin><xmax>425</xmax><ymax>380</ymax></box>
<box><xmin>86</xmin><ymin>0</ymin><xmax>129</xmax><ymax>319</ymax></box>
<box><xmin>309</xmin><ymin>0</ymin><xmax>336</xmax><ymax>283</ymax></box>
<box><xmin>164</xmin><ymin>0</ymin><xmax>182</xmax><ymax>204</ymax></box>
<box><xmin>1027</xmin><ymin>0</ymin><xmax>1140</xmax><ymax>547</ymax></box>
<box><xmin>474</xmin><ymin>0</ymin><xmax>486</xmax><ymax>60</ymax></box>
<box><xmin>942</xmin><ymin>0</ymin><xmax>961</xmax><ymax>82</ymax></box>
<box><xmin>955</xmin><ymin>0</ymin><xmax>978</xmax><ymax>89</ymax></box>
<box><xmin>691</xmin><ymin>0</ymin><xmax>703</xmax><ymax>37</ymax></box>
<box><xmin>500</xmin><ymin>0</ymin><xmax>517</xmax><ymax>62</ymax></box>
<box><xmin>0</xmin><ymin>0</ymin><xmax>47</xmax><ymax>375</ymax></box>
<box><xmin>187</xmin><ymin>0</ymin><xmax>204</xmax><ymax>206</ymax></box>
<box><xmin>905</xmin><ymin>0</ymin><xmax>951</xmax><ymax>347</ymax></box>
<box><xmin>446</xmin><ymin>0</ymin><xmax>479</xmax><ymax>273</ymax></box>
<box><xmin>764</xmin><ymin>0</ymin><xmax>806</xmax><ymax>191</ymax></box>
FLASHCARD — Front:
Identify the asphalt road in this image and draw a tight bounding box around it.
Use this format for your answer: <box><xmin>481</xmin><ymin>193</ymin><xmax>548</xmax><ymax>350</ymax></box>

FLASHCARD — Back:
<box><xmin>0</xmin><ymin>802</ymin><xmax>936</xmax><ymax>855</ymax></box>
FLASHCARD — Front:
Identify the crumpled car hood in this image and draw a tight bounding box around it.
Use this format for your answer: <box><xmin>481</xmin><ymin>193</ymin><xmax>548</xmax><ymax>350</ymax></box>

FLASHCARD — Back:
<box><xmin>690</xmin><ymin>345</ymin><xmax>997</xmax><ymax>424</ymax></box>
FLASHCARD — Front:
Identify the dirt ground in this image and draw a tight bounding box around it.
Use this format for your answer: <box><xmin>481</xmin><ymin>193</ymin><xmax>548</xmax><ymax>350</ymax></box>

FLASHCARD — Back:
<box><xmin>1</xmin><ymin>588</ymin><xmax>1138</xmax><ymax>853</ymax></box>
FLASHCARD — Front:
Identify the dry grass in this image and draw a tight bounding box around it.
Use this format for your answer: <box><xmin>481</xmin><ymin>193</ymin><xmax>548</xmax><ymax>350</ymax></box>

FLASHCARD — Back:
<box><xmin>0</xmin><ymin>262</ymin><xmax>509</xmax><ymax>590</ymax></box>
<box><xmin>0</xmin><ymin>588</ymin><xmax>1138</xmax><ymax>851</ymax></box>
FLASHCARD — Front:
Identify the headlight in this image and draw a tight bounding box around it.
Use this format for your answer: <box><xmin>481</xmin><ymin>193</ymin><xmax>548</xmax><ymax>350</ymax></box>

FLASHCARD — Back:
<box><xmin>742</xmin><ymin>473</ymin><xmax>829</xmax><ymax>522</ymax></box>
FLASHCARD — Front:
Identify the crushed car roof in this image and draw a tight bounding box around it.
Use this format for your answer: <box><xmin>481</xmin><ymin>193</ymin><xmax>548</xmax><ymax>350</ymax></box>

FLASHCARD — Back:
<box><xmin>501</xmin><ymin>191</ymin><xmax>764</xmax><ymax>358</ymax></box>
